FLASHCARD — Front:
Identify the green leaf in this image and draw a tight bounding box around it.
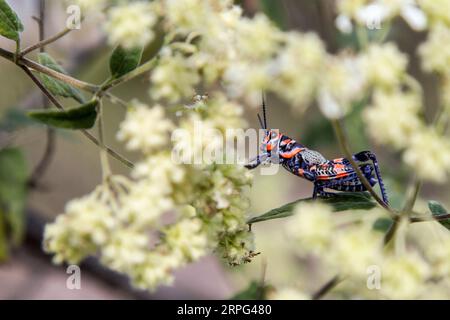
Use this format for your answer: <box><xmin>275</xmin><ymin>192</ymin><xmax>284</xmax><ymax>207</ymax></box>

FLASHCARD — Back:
<box><xmin>109</xmin><ymin>46</ymin><xmax>143</xmax><ymax>79</ymax></box>
<box><xmin>373</xmin><ymin>217</ymin><xmax>393</xmax><ymax>233</ymax></box>
<box><xmin>0</xmin><ymin>0</ymin><xmax>23</xmax><ymax>42</ymax></box>
<box><xmin>38</xmin><ymin>53</ymin><xmax>85</xmax><ymax>104</ymax></box>
<box><xmin>27</xmin><ymin>99</ymin><xmax>98</xmax><ymax>129</ymax></box>
<box><xmin>428</xmin><ymin>200</ymin><xmax>450</xmax><ymax>230</ymax></box>
<box><xmin>247</xmin><ymin>192</ymin><xmax>377</xmax><ymax>224</ymax></box>
<box><xmin>259</xmin><ymin>0</ymin><xmax>286</xmax><ymax>30</ymax></box>
<box><xmin>0</xmin><ymin>148</ymin><xmax>28</xmax><ymax>246</ymax></box>
<box><xmin>230</xmin><ymin>281</ymin><xmax>267</xmax><ymax>300</ymax></box>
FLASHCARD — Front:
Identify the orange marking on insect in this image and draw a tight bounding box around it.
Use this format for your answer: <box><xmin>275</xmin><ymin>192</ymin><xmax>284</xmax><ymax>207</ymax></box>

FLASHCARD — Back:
<box><xmin>317</xmin><ymin>172</ymin><xmax>350</xmax><ymax>180</ymax></box>
<box><xmin>298</xmin><ymin>169</ymin><xmax>305</xmax><ymax>177</ymax></box>
<box><xmin>280</xmin><ymin>148</ymin><xmax>304</xmax><ymax>159</ymax></box>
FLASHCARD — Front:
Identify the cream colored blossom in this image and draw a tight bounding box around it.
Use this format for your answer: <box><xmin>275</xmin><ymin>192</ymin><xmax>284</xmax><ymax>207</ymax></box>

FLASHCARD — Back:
<box><xmin>43</xmin><ymin>187</ymin><xmax>115</xmax><ymax>264</ymax></box>
<box><xmin>219</xmin><ymin>230</ymin><xmax>256</xmax><ymax>266</ymax></box>
<box><xmin>101</xmin><ymin>228</ymin><xmax>149</xmax><ymax>271</ymax></box>
<box><xmin>164</xmin><ymin>218</ymin><xmax>209</xmax><ymax>261</ymax></box>
<box><xmin>363</xmin><ymin>89</ymin><xmax>422</xmax><ymax>149</ymax></box>
<box><xmin>286</xmin><ymin>202</ymin><xmax>334</xmax><ymax>254</ymax></box>
<box><xmin>381</xmin><ymin>253</ymin><xmax>430</xmax><ymax>299</ymax></box>
<box><xmin>336</xmin><ymin>0</ymin><xmax>427</xmax><ymax>33</ymax></box>
<box><xmin>419</xmin><ymin>23</ymin><xmax>450</xmax><ymax>76</ymax></box>
<box><xmin>271</xmin><ymin>32</ymin><xmax>326</xmax><ymax>109</ymax></box>
<box><xmin>425</xmin><ymin>241</ymin><xmax>450</xmax><ymax>278</ymax></box>
<box><xmin>330</xmin><ymin>225</ymin><xmax>383</xmax><ymax>277</ymax></box>
<box><xmin>104</xmin><ymin>1</ymin><xmax>158</xmax><ymax>49</ymax></box>
<box><xmin>117</xmin><ymin>101</ymin><xmax>174</xmax><ymax>154</ymax></box>
<box><xmin>118</xmin><ymin>180</ymin><xmax>173</xmax><ymax>227</ymax></box>
<box><xmin>163</xmin><ymin>0</ymin><xmax>221</xmax><ymax>34</ymax></box>
<box><xmin>417</xmin><ymin>0</ymin><xmax>450</xmax><ymax>26</ymax></box>
<box><xmin>403</xmin><ymin>128</ymin><xmax>450</xmax><ymax>183</ymax></box>
<box><xmin>360</xmin><ymin>43</ymin><xmax>408</xmax><ymax>89</ymax></box>
<box><xmin>233</xmin><ymin>14</ymin><xmax>282</xmax><ymax>60</ymax></box>
<box><xmin>318</xmin><ymin>55</ymin><xmax>366</xmax><ymax>119</ymax></box>
<box><xmin>224</xmin><ymin>62</ymin><xmax>271</xmax><ymax>105</ymax></box>
<box><xmin>150</xmin><ymin>51</ymin><xmax>200</xmax><ymax>103</ymax></box>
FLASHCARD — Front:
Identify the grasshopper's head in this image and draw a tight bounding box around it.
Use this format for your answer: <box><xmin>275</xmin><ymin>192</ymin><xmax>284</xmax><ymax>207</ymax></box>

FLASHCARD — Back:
<box><xmin>256</xmin><ymin>93</ymin><xmax>281</xmax><ymax>155</ymax></box>
<box><xmin>261</xmin><ymin>129</ymin><xmax>281</xmax><ymax>153</ymax></box>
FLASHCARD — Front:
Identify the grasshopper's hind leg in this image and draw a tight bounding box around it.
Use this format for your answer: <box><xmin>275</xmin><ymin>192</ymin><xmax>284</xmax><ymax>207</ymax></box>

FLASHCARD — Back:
<box><xmin>352</xmin><ymin>151</ymin><xmax>389</xmax><ymax>205</ymax></box>
<box><xmin>312</xmin><ymin>182</ymin><xmax>339</xmax><ymax>199</ymax></box>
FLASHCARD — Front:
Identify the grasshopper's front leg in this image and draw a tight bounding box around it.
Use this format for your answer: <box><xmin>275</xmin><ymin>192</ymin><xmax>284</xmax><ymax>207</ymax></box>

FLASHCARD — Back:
<box><xmin>245</xmin><ymin>153</ymin><xmax>270</xmax><ymax>169</ymax></box>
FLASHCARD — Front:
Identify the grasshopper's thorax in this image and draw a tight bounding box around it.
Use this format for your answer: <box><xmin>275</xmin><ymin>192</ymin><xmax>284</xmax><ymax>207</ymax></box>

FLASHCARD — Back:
<box><xmin>261</xmin><ymin>130</ymin><xmax>305</xmax><ymax>160</ymax></box>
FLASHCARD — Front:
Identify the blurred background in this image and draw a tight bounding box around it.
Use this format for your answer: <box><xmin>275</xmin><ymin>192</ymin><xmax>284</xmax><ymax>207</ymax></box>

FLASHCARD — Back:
<box><xmin>0</xmin><ymin>0</ymin><xmax>446</xmax><ymax>299</ymax></box>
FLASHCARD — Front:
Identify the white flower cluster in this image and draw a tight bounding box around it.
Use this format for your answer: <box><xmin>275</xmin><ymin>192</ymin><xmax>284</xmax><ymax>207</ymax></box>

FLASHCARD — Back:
<box><xmin>285</xmin><ymin>202</ymin><xmax>450</xmax><ymax>299</ymax></box>
<box><xmin>104</xmin><ymin>1</ymin><xmax>160</xmax><ymax>49</ymax></box>
<box><xmin>332</xmin><ymin>0</ymin><xmax>450</xmax><ymax>184</ymax></box>
<box><xmin>44</xmin><ymin>96</ymin><xmax>255</xmax><ymax>291</ymax></box>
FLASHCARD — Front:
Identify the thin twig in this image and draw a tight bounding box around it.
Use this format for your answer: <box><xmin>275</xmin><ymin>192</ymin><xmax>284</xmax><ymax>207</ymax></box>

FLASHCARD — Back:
<box><xmin>21</xmin><ymin>27</ymin><xmax>72</xmax><ymax>56</ymax></box>
<box><xmin>312</xmin><ymin>275</ymin><xmax>342</xmax><ymax>300</ymax></box>
<box><xmin>105</xmin><ymin>92</ymin><xmax>128</xmax><ymax>109</ymax></box>
<box><xmin>0</xmin><ymin>47</ymin><xmax>99</xmax><ymax>92</ymax></box>
<box><xmin>28</xmin><ymin>0</ymin><xmax>57</xmax><ymax>187</ymax></box>
<box><xmin>331</xmin><ymin>120</ymin><xmax>395</xmax><ymax>215</ymax></box>
<box><xmin>101</xmin><ymin>57</ymin><xmax>158</xmax><ymax>92</ymax></box>
<box><xmin>402</xmin><ymin>178</ymin><xmax>422</xmax><ymax>213</ymax></box>
<box><xmin>410</xmin><ymin>214</ymin><xmax>450</xmax><ymax>223</ymax></box>
<box><xmin>20</xmin><ymin>66</ymin><xmax>134</xmax><ymax>169</ymax></box>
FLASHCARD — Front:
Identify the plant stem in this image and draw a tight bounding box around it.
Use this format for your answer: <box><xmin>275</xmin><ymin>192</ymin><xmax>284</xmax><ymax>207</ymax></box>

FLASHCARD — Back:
<box><xmin>101</xmin><ymin>57</ymin><xmax>158</xmax><ymax>92</ymax></box>
<box><xmin>28</xmin><ymin>0</ymin><xmax>57</xmax><ymax>188</ymax></box>
<box><xmin>312</xmin><ymin>275</ymin><xmax>342</xmax><ymax>300</ymax></box>
<box><xmin>0</xmin><ymin>47</ymin><xmax>99</xmax><ymax>92</ymax></box>
<box><xmin>410</xmin><ymin>213</ymin><xmax>450</xmax><ymax>223</ymax></box>
<box><xmin>402</xmin><ymin>178</ymin><xmax>422</xmax><ymax>213</ymax></box>
<box><xmin>331</xmin><ymin>119</ymin><xmax>394</xmax><ymax>214</ymax></box>
<box><xmin>97</xmin><ymin>100</ymin><xmax>112</xmax><ymax>180</ymax></box>
<box><xmin>20</xmin><ymin>66</ymin><xmax>134</xmax><ymax>169</ymax></box>
<box><xmin>21</xmin><ymin>27</ymin><xmax>72</xmax><ymax>56</ymax></box>
<box><xmin>105</xmin><ymin>92</ymin><xmax>128</xmax><ymax>109</ymax></box>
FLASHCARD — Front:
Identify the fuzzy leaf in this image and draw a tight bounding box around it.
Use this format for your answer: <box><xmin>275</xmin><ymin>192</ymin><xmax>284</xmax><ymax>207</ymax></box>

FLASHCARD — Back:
<box><xmin>38</xmin><ymin>53</ymin><xmax>85</xmax><ymax>104</ymax></box>
<box><xmin>0</xmin><ymin>0</ymin><xmax>23</xmax><ymax>42</ymax></box>
<box><xmin>0</xmin><ymin>148</ymin><xmax>28</xmax><ymax>246</ymax></box>
<box><xmin>109</xmin><ymin>46</ymin><xmax>143</xmax><ymax>79</ymax></box>
<box><xmin>247</xmin><ymin>192</ymin><xmax>376</xmax><ymax>224</ymax></box>
<box><xmin>428</xmin><ymin>200</ymin><xmax>450</xmax><ymax>230</ymax></box>
<box><xmin>27</xmin><ymin>100</ymin><xmax>98</xmax><ymax>129</ymax></box>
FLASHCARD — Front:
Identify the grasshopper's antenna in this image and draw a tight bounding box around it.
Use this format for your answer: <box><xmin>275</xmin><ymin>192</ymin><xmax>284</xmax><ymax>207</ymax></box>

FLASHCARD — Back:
<box><xmin>262</xmin><ymin>91</ymin><xmax>267</xmax><ymax>129</ymax></box>
<box><xmin>257</xmin><ymin>113</ymin><xmax>265</xmax><ymax>129</ymax></box>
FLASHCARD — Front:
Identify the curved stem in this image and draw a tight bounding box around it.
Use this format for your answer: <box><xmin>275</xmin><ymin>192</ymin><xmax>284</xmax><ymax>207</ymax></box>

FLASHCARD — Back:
<box><xmin>312</xmin><ymin>275</ymin><xmax>342</xmax><ymax>300</ymax></box>
<box><xmin>101</xmin><ymin>57</ymin><xmax>158</xmax><ymax>92</ymax></box>
<box><xmin>331</xmin><ymin>119</ymin><xmax>395</xmax><ymax>215</ymax></box>
<box><xmin>28</xmin><ymin>0</ymin><xmax>57</xmax><ymax>187</ymax></box>
<box><xmin>105</xmin><ymin>92</ymin><xmax>128</xmax><ymax>109</ymax></box>
<box><xmin>21</xmin><ymin>27</ymin><xmax>72</xmax><ymax>56</ymax></box>
<box><xmin>402</xmin><ymin>178</ymin><xmax>422</xmax><ymax>213</ymax></box>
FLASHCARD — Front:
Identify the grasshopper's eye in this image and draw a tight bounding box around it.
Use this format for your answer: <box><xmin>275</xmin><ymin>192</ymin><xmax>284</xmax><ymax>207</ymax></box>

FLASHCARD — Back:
<box><xmin>271</xmin><ymin>131</ymin><xmax>277</xmax><ymax>139</ymax></box>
